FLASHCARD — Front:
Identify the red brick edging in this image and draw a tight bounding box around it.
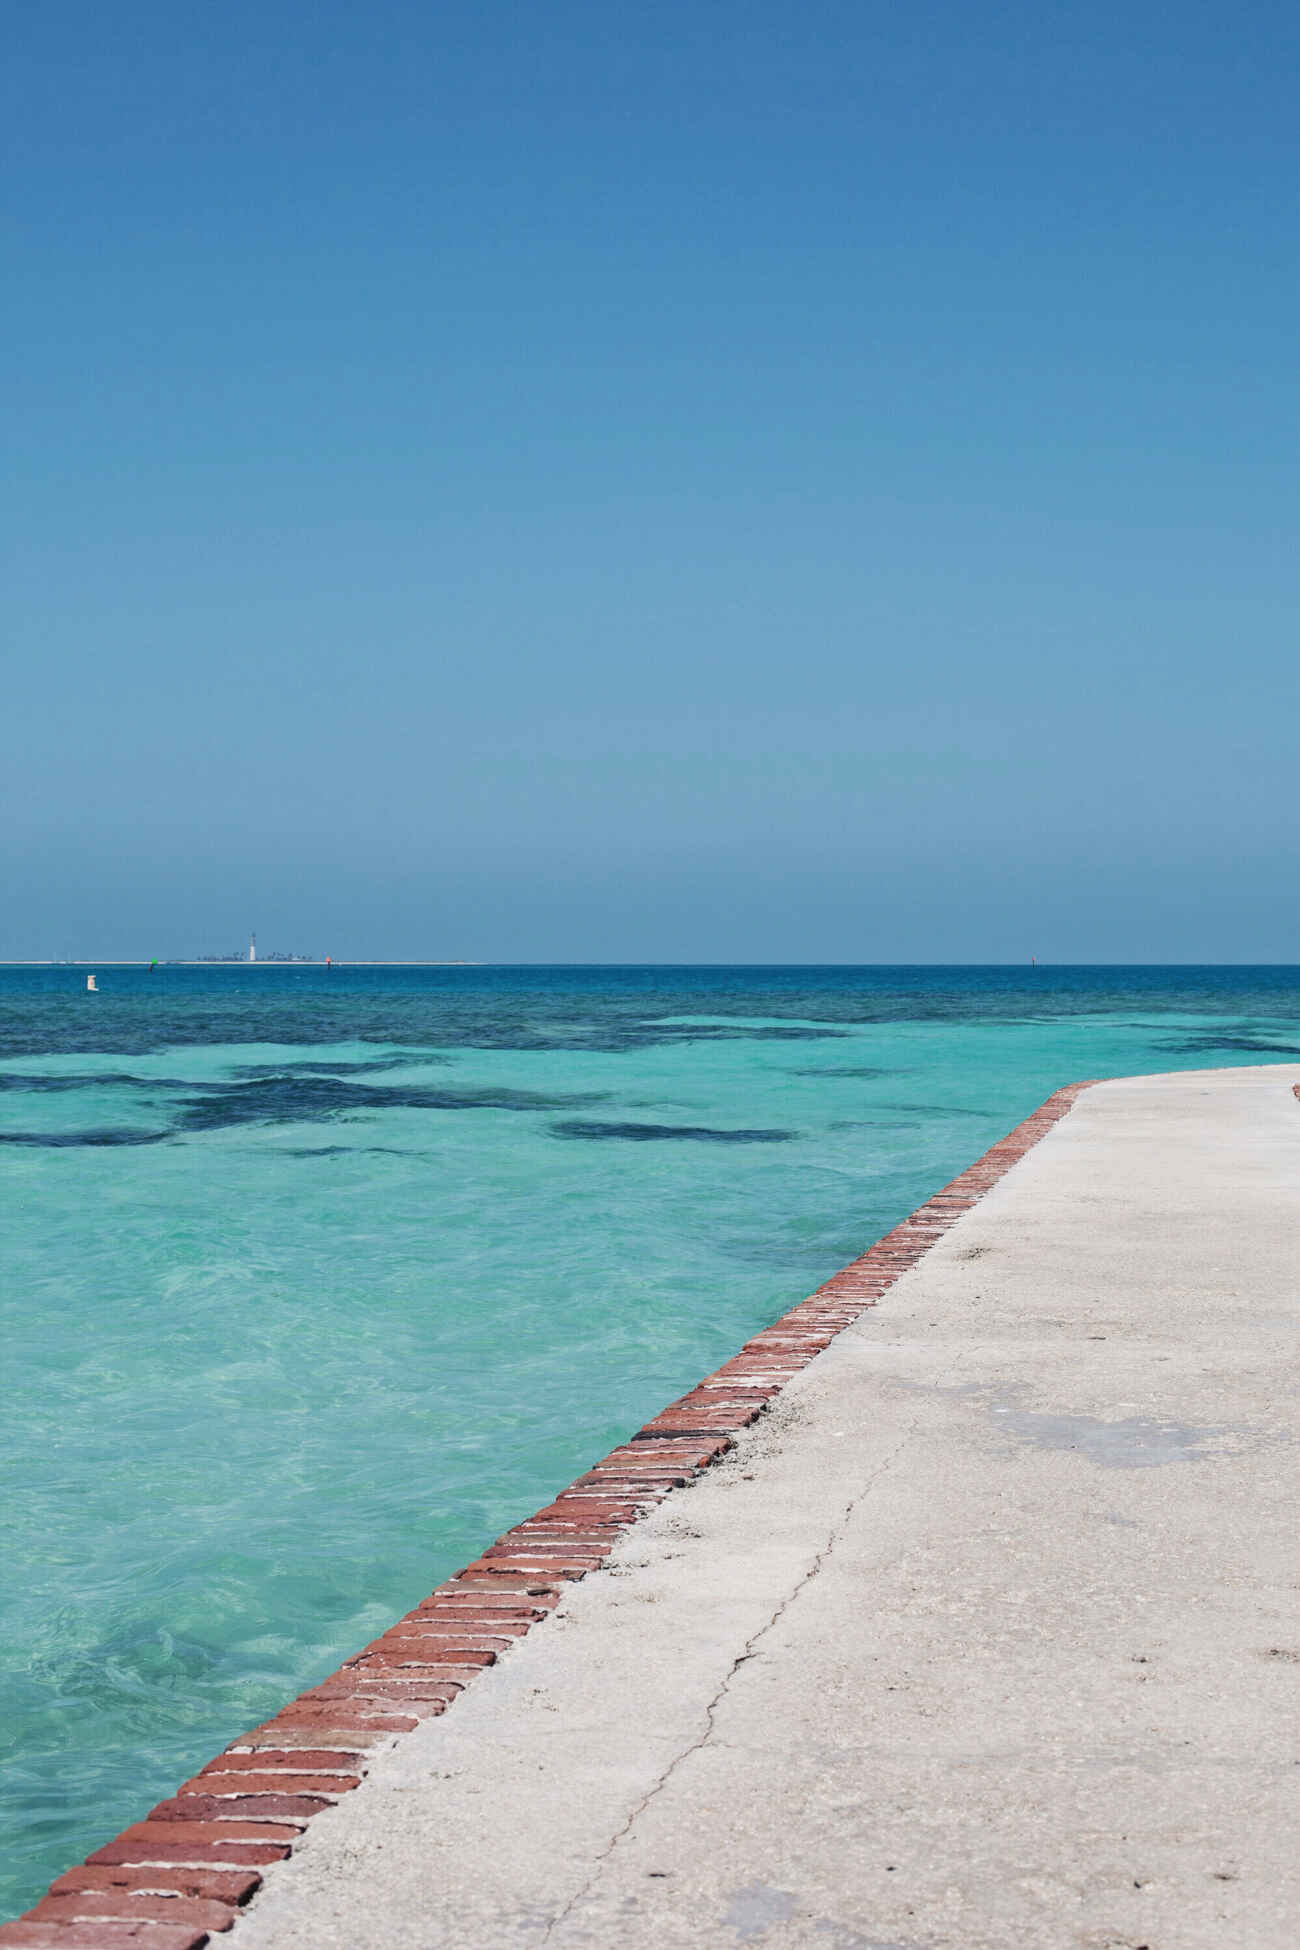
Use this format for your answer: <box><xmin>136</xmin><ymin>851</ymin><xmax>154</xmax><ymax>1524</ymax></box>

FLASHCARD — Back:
<box><xmin>2</xmin><ymin>1081</ymin><xmax>1096</xmax><ymax>1948</ymax></box>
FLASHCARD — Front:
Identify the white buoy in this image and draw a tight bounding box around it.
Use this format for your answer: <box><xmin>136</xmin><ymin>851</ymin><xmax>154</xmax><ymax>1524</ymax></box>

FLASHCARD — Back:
<box><xmin>86</xmin><ymin>974</ymin><xmax>98</xmax><ymax>992</ymax></box>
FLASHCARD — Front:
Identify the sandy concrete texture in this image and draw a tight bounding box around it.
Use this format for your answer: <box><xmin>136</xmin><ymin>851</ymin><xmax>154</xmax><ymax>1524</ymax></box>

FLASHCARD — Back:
<box><xmin>230</xmin><ymin>1065</ymin><xmax>1300</xmax><ymax>1950</ymax></box>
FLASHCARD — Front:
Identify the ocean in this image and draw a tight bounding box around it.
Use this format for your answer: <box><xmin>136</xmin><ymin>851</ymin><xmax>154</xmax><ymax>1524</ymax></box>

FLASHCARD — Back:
<box><xmin>4</xmin><ymin>962</ymin><xmax>1300</xmax><ymax>1915</ymax></box>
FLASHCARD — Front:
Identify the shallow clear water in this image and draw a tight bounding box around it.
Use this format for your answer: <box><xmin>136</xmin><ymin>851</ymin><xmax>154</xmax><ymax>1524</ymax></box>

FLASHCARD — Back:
<box><xmin>4</xmin><ymin>963</ymin><xmax>1300</xmax><ymax>1915</ymax></box>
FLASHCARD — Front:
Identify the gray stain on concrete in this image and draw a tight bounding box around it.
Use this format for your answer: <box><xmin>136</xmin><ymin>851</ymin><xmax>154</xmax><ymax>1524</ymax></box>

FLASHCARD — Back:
<box><xmin>988</xmin><ymin>1398</ymin><xmax>1227</xmax><ymax>1467</ymax></box>
<box><xmin>724</xmin><ymin>1885</ymin><xmax>797</xmax><ymax>1940</ymax></box>
<box><xmin>911</xmin><ymin>1382</ymin><xmax>1246</xmax><ymax>1469</ymax></box>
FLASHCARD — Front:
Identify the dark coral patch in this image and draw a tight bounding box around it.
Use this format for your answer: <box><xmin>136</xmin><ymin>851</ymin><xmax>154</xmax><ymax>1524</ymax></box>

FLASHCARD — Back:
<box><xmin>0</xmin><ymin>1129</ymin><xmax>171</xmax><ymax>1147</ymax></box>
<box><xmin>177</xmin><ymin>1076</ymin><xmax>606</xmax><ymax>1131</ymax></box>
<box><xmin>550</xmin><ymin>1120</ymin><xmax>796</xmax><ymax>1144</ymax></box>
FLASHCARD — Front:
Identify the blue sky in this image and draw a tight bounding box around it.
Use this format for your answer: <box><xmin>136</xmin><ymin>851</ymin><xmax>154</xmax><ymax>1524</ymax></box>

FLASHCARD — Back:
<box><xmin>4</xmin><ymin>0</ymin><xmax>1297</xmax><ymax>960</ymax></box>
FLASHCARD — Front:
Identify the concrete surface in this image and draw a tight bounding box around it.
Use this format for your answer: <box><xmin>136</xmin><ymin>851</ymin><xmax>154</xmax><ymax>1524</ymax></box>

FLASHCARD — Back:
<box><xmin>230</xmin><ymin>1066</ymin><xmax>1300</xmax><ymax>1950</ymax></box>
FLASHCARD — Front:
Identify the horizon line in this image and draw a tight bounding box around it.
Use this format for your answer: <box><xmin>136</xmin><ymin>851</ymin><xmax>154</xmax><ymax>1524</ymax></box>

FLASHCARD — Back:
<box><xmin>5</xmin><ymin>960</ymin><xmax>1300</xmax><ymax>972</ymax></box>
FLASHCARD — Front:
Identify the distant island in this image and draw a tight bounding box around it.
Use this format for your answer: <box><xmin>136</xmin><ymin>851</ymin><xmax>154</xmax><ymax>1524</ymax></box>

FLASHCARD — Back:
<box><xmin>195</xmin><ymin>950</ymin><xmax>315</xmax><ymax>963</ymax></box>
<box><xmin>2</xmin><ymin>956</ymin><xmax>476</xmax><ymax>966</ymax></box>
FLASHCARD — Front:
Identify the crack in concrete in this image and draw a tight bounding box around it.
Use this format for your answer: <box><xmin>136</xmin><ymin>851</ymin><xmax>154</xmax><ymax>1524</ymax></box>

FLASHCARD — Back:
<box><xmin>538</xmin><ymin>1427</ymin><xmax>919</xmax><ymax>1944</ymax></box>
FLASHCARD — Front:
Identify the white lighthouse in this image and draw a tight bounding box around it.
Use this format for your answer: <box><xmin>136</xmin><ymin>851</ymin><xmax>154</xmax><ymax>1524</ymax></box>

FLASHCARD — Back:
<box><xmin>249</xmin><ymin>932</ymin><xmax>257</xmax><ymax>963</ymax></box>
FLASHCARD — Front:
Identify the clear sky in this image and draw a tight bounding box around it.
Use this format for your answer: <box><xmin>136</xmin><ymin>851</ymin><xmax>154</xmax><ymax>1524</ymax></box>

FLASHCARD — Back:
<box><xmin>5</xmin><ymin>0</ymin><xmax>1297</xmax><ymax>962</ymax></box>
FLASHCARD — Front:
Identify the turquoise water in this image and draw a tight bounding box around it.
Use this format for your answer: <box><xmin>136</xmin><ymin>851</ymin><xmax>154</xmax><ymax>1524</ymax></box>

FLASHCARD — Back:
<box><xmin>4</xmin><ymin>964</ymin><xmax>1300</xmax><ymax>1916</ymax></box>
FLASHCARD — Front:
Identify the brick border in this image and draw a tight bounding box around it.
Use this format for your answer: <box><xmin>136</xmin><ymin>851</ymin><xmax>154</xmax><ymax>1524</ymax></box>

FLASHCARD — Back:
<box><xmin>1</xmin><ymin>1081</ymin><xmax>1096</xmax><ymax>1948</ymax></box>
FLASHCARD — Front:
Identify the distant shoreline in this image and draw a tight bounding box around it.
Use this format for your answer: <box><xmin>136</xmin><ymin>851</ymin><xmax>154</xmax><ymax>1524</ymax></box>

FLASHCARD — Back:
<box><xmin>0</xmin><ymin>960</ymin><xmax>478</xmax><ymax>968</ymax></box>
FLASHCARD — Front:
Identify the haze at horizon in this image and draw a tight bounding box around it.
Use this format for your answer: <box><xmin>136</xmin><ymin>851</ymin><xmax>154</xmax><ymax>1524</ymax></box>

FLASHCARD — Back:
<box><xmin>5</xmin><ymin>0</ymin><xmax>1297</xmax><ymax>964</ymax></box>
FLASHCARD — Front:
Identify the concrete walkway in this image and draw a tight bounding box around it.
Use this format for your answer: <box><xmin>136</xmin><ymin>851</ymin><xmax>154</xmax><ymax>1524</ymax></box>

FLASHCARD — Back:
<box><xmin>231</xmin><ymin>1067</ymin><xmax>1300</xmax><ymax>1950</ymax></box>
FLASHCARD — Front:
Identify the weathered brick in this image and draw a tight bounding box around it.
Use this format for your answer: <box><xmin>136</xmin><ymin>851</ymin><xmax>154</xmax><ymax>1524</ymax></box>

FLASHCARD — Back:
<box><xmin>458</xmin><ymin>1557</ymin><xmax>599</xmax><ymax>1578</ymax></box>
<box><xmin>263</xmin><ymin>1707</ymin><xmax>417</xmax><ymax>1733</ymax></box>
<box><xmin>445</xmin><ymin>1575</ymin><xmax>562</xmax><ymax>1594</ymax></box>
<box><xmin>484</xmin><ymin>1538</ymin><xmax>610</xmax><ymax>1557</ymax></box>
<box><xmin>0</xmin><ymin>1925</ymin><xmax>210</xmax><ymax>1949</ymax></box>
<box><xmin>417</xmin><ymin>1592</ymin><xmax>554</xmax><ymax>1612</ymax></box>
<box><xmin>408</xmin><ymin>1616</ymin><xmax>534</xmax><ymax>1637</ymax></box>
<box><xmin>201</xmin><ymin>1750</ymin><xmax>363</xmax><ymax>1774</ymax></box>
<box><xmin>187</xmin><ymin>1773</ymin><xmax>360</xmax><ymax>1798</ymax></box>
<box><xmin>26</xmin><ymin>1890</ymin><xmax>237</xmax><ymax>1930</ymax></box>
<box><xmin>148</xmin><ymin>1794</ymin><xmax>325</xmax><ymax>1824</ymax></box>
<box><xmin>86</xmin><ymin>1838</ymin><xmax>289</xmax><ymax>1870</ymax></box>
<box><xmin>234</xmin><ymin>1723</ymin><xmax>391</xmax><ymax>1750</ymax></box>
<box><xmin>51</xmin><ymin>1865</ymin><xmax>261</xmax><ymax>1904</ymax></box>
<box><xmin>339</xmin><ymin>1683</ymin><xmax>458</xmax><ymax>1703</ymax></box>
<box><xmin>107</xmin><ymin>1820</ymin><xmax>300</xmax><ymax>1849</ymax></box>
<box><xmin>300</xmin><ymin>1679</ymin><xmax>459</xmax><ymax>1703</ymax></box>
<box><xmin>374</xmin><ymin>1634</ymin><xmax>508</xmax><ymax>1656</ymax></box>
<box><xmin>351</xmin><ymin>1641</ymin><xmax>496</xmax><ymax>1666</ymax></box>
<box><xmin>538</xmin><ymin>1497</ymin><xmax>645</xmax><ymax>1515</ymax></box>
<box><xmin>325</xmin><ymin>1659</ymin><xmax>472</xmax><ymax>1682</ymax></box>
